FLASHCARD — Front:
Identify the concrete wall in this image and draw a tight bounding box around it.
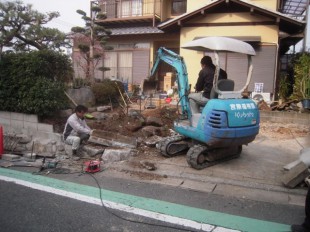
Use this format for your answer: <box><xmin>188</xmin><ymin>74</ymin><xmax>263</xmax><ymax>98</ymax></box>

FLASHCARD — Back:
<box><xmin>187</xmin><ymin>0</ymin><xmax>277</xmax><ymax>12</ymax></box>
<box><xmin>0</xmin><ymin>111</ymin><xmax>61</xmax><ymax>142</ymax></box>
<box><xmin>260</xmin><ymin>111</ymin><xmax>310</xmax><ymax>125</ymax></box>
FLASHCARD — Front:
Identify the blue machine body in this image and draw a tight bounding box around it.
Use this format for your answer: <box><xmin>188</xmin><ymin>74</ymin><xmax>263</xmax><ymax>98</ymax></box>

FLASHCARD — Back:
<box><xmin>174</xmin><ymin>98</ymin><xmax>260</xmax><ymax>147</ymax></box>
<box><xmin>148</xmin><ymin>47</ymin><xmax>259</xmax><ymax>150</ymax></box>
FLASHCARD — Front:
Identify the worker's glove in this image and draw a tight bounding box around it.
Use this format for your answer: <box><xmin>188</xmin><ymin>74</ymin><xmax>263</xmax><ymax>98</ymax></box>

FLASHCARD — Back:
<box><xmin>90</xmin><ymin>129</ymin><xmax>96</xmax><ymax>135</ymax></box>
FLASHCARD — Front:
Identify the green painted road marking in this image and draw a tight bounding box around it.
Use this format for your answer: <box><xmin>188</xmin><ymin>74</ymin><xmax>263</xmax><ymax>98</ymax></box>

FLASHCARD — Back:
<box><xmin>0</xmin><ymin>168</ymin><xmax>290</xmax><ymax>232</ymax></box>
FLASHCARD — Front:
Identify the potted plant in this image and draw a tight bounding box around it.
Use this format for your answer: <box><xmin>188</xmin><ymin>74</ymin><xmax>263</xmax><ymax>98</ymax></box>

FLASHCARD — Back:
<box><xmin>300</xmin><ymin>75</ymin><xmax>310</xmax><ymax>108</ymax></box>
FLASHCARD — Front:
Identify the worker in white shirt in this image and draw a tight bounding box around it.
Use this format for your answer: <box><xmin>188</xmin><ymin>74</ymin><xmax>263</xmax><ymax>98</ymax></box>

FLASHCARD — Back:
<box><xmin>63</xmin><ymin>105</ymin><xmax>93</xmax><ymax>159</ymax></box>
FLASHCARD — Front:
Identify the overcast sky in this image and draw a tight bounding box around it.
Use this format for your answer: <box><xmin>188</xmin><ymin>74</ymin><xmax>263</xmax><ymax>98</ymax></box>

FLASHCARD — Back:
<box><xmin>21</xmin><ymin>0</ymin><xmax>90</xmax><ymax>33</ymax></box>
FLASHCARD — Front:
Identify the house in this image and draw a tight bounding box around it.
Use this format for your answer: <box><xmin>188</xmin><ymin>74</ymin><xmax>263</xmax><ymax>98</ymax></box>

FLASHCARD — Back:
<box><xmin>75</xmin><ymin>0</ymin><xmax>306</xmax><ymax>98</ymax></box>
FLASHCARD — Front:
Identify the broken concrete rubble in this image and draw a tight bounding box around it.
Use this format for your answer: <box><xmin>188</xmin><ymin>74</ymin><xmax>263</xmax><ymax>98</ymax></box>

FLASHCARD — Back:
<box><xmin>143</xmin><ymin>135</ymin><xmax>163</xmax><ymax>147</ymax></box>
<box><xmin>139</xmin><ymin>160</ymin><xmax>157</xmax><ymax>171</ymax></box>
<box><xmin>101</xmin><ymin>147</ymin><xmax>137</xmax><ymax>163</ymax></box>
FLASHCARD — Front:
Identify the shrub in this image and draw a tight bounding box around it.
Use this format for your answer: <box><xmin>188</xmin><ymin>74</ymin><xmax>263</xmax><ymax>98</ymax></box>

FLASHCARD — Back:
<box><xmin>291</xmin><ymin>52</ymin><xmax>310</xmax><ymax>100</ymax></box>
<box><xmin>0</xmin><ymin>51</ymin><xmax>70</xmax><ymax>116</ymax></box>
<box><xmin>91</xmin><ymin>79</ymin><xmax>124</xmax><ymax>105</ymax></box>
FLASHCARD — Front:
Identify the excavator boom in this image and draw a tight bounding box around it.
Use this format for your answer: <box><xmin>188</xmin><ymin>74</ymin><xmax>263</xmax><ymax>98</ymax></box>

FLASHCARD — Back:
<box><xmin>144</xmin><ymin>47</ymin><xmax>191</xmax><ymax>118</ymax></box>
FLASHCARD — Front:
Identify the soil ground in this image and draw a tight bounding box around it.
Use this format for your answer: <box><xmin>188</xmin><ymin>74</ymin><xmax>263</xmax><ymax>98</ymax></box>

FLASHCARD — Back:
<box><xmin>42</xmin><ymin>104</ymin><xmax>310</xmax><ymax>156</ymax></box>
<box><xmin>39</xmin><ymin>104</ymin><xmax>310</xmax><ymax>180</ymax></box>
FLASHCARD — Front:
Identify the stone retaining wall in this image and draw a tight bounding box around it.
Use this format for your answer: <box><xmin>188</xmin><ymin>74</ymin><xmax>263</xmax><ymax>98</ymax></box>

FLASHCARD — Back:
<box><xmin>1</xmin><ymin>110</ymin><xmax>309</xmax><ymax>140</ymax></box>
<box><xmin>0</xmin><ymin>111</ymin><xmax>60</xmax><ymax>141</ymax></box>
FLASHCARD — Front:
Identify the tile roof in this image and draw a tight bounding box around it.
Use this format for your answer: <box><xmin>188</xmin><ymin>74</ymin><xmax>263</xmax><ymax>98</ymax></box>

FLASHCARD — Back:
<box><xmin>110</xmin><ymin>27</ymin><xmax>164</xmax><ymax>35</ymax></box>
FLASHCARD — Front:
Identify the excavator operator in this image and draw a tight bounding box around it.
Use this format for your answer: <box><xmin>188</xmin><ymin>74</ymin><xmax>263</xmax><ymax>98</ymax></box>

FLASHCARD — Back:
<box><xmin>188</xmin><ymin>56</ymin><xmax>227</xmax><ymax>114</ymax></box>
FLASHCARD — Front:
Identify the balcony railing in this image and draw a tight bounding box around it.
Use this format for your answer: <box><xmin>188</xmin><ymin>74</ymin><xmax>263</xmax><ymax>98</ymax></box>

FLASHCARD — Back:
<box><xmin>99</xmin><ymin>0</ymin><xmax>161</xmax><ymax>20</ymax></box>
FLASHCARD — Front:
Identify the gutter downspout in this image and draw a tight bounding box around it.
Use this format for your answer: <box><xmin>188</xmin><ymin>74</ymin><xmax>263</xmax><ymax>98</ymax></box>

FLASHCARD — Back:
<box><xmin>303</xmin><ymin>0</ymin><xmax>310</xmax><ymax>51</ymax></box>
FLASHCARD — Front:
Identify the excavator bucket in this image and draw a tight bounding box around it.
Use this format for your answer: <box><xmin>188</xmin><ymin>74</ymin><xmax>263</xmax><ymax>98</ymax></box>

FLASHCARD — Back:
<box><xmin>141</xmin><ymin>78</ymin><xmax>158</xmax><ymax>96</ymax></box>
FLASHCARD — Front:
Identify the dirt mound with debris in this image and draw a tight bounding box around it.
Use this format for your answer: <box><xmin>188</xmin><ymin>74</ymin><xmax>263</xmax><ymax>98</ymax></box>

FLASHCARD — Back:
<box><xmin>43</xmin><ymin>105</ymin><xmax>309</xmax><ymax>140</ymax></box>
<box><xmin>259</xmin><ymin>122</ymin><xmax>310</xmax><ymax>139</ymax></box>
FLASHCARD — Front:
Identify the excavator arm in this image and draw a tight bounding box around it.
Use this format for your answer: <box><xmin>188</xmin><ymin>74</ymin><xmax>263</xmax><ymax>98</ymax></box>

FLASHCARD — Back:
<box><xmin>149</xmin><ymin>47</ymin><xmax>191</xmax><ymax>119</ymax></box>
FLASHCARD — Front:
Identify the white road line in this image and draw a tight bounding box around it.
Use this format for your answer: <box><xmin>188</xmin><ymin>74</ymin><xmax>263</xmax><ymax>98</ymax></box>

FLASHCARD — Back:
<box><xmin>0</xmin><ymin>175</ymin><xmax>240</xmax><ymax>232</ymax></box>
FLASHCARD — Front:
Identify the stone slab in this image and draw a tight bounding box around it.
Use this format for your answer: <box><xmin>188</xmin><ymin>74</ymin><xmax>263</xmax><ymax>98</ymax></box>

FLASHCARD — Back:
<box><xmin>282</xmin><ymin>161</ymin><xmax>310</xmax><ymax>188</ymax></box>
<box><xmin>90</xmin><ymin>130</ymin><xmax>137</xmax><ymax>148</ymax></box>
<box><xmin>2</xmin><ymin>153</ymin><xmax>22</xmax><ymax>161</ymax></box>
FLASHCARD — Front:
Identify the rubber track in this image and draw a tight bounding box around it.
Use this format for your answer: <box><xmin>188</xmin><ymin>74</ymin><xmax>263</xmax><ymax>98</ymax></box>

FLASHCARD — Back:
<box><xmin>186</xmin><ymin>144</ymin><xmax>242</xmax><ymax>170</ymax></box>
<box><xmin>157</xmin><ymin>135</ymin><xmax>187</xmax><ymax>157</ymax></box>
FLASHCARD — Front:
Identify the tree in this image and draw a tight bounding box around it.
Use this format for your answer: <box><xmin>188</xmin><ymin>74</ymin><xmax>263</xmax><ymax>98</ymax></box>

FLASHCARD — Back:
<box><xmin>0</xmin><ymin>0</ymin><xmax>70</xmax><ymax>56</ymax></box>
<box><xmin>71</xmin><ymin>1</ymin><xmax>112</xmax><ymax>84</ymax></box>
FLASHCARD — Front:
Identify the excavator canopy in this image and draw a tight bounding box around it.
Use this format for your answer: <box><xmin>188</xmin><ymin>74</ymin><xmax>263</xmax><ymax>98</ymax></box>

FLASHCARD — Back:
<box><xmin>181</xmin><ymin>36</ymin><xmax>256</xmax><ymax>56</ymax></box>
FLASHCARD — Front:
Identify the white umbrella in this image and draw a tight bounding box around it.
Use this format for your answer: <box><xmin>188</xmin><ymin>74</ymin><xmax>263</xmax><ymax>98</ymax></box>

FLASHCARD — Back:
<box><xmin>181</xmin><ymin>36</ymin><xmax>256</xmax><ymax>56</ymax></box>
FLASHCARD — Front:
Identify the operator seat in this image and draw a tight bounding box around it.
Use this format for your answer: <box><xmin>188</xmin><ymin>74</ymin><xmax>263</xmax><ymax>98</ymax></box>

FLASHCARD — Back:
<box><xmin>210</xmin><ymin>79</ymin><xmax>235</xmax><ymax>99</ymax></box>
<box><xmin>191</xmin><ymin>79</ymin><xmax>235</xmax><ymax>127</ymax></box>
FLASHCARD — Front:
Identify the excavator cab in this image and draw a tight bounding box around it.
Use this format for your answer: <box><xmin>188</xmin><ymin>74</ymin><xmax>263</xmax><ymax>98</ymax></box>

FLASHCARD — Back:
<box><xmin>150</xmin><ymin>37</ymin><xmax>260</xmax><ymax>169</ymax></box>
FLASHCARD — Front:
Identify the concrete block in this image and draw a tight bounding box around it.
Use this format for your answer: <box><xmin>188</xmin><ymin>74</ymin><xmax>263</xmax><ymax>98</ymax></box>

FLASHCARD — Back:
<box><xmin>0</xmin><ymin>111</ymin><xmax>11</xmax><ymax>119</ymax></box>
<box><xmin>282</xmin><ymin>160</ymin><xmax>310</xmax><ymax>188</ymax></box>
<box><xmin>11</xmin><ymin>112</ymin><xmax>24</xmax><ymax>121</ymax></box>
<box><xmin>2</xmin><ymin>125</ymin><xmax>11</xmax><ymax>133</ymax></box>
<box><xmin>10</xmin><ymin>119</ymin><xmax>24</xmax><ymax>129</ymax></box>
<box><xmin>0</xmin><ymin>118</ymin><xmax>11</xmax><ymax>126</ymax></box>
<box><xmin>38</xmin><ymin>123</ymin><xmax>54</xmax><ymax>133</ymax></box>
<box><xmin>24</xmin><ymin>122</ymin><xmax>38</xmax><ymax>131</ymax></box>
<box><xmin>24</xmin><ymin>114</ymin><xmax>38</xmax><ymax>123</ymax></box>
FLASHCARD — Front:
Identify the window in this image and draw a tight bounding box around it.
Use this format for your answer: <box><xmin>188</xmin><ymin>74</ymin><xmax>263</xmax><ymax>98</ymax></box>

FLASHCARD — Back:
<box><xmin>171</xmin><ymin>0</ymin><xmax>186</xmax><ymax>15</ymax></box>
<box><xmin>119</xmin><ymin>0</ymin><xmax>142</xmax><ymax>17</ymax></box>
<box><xmin>104</xmin><ymin>51</ymin><xmax>133</xmax><ymax>83</ymax></box>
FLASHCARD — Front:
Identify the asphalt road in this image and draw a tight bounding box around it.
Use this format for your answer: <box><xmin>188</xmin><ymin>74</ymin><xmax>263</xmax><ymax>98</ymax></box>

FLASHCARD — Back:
<box><xmin>0</xmin><ymin>180</ymin><xmax>193</xmax><ymax>232</ymax></box>
<box><xmin>0</xmin><ymin>169</ymin><xmax>306</xmax><ymax>232</ymax></box>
